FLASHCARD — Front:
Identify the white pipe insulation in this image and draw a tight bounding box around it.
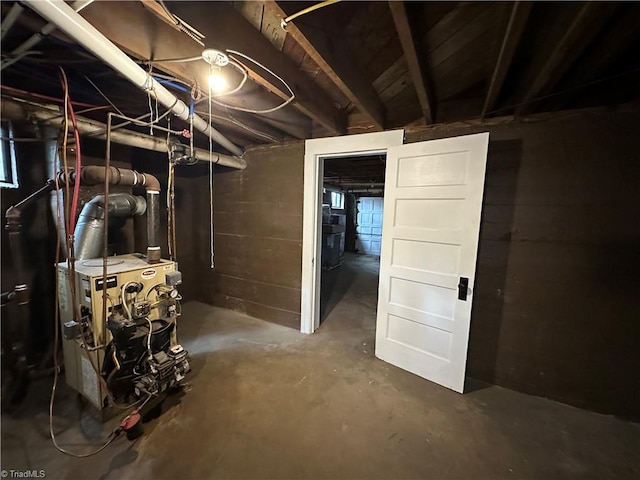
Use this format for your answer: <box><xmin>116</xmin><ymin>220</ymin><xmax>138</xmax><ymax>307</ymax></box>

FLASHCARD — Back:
<box><xmin>24</xmin><ymin>0</ymin><xmax>245</xmax><ymax>158</ymax></box>
<box><xmin>1</xmin><ymin>97</ymin><xmax>247</xmax><ymax>169</ymax></box>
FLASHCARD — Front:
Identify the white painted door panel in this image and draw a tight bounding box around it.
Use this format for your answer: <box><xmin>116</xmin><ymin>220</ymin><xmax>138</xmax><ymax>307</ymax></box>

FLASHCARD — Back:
<box><xmin>356</xmin><ymin>197</ymin><xmax>384</xmax><ymax>255</ymax></box>
<box><xmin>375</xmin><ymin>133</ymin><xmax>489</xmax><ymax>393</ymax></box>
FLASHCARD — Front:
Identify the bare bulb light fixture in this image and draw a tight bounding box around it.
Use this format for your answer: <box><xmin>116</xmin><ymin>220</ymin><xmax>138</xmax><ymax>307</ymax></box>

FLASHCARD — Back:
<box><xmin>202</xmin><ymin>48</ymin><xmax>229</xmax><ymax>94</ymax></box>
<box><xmin>208</xmin><ymin>73</ymin><xmax>227</xmax><ymax>93</ymax></box>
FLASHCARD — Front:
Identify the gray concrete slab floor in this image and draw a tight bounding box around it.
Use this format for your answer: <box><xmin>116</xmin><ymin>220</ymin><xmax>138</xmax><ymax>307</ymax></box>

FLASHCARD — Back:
<box><xmin>2</xmin><ymin>254</ymin><xmax>638</xmax><ymax>479</ymax></box>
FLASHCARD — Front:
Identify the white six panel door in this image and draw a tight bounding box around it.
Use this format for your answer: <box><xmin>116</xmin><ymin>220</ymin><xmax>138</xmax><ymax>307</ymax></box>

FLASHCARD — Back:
<box><xmin>375</xmin><ymin>133</ymin><xmax>489</xmax><ymax>393</ymax></box>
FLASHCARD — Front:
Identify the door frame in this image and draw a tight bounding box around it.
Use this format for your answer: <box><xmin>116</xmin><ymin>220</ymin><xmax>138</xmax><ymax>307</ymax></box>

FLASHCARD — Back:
<box><xmin>301</xmin><ymin>130</ymin><xmax>405</xmax><ymax>334</ymax></box>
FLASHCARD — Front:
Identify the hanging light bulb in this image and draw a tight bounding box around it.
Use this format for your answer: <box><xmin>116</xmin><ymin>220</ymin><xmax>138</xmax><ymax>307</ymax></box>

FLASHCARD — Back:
<box><xmin>208</xmin><ymin>71</ymin><xmax>228</xmax><ymax>93</ymax></box>
<box><xmin>202</xmin><ymin>48</ymin><xmax>230</xmax><ymax>94</ymax></box>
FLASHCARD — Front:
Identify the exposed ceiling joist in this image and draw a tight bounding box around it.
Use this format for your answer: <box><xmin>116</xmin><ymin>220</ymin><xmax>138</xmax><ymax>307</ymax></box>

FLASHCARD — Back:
<box><xmin>550</xmin><ymin>6</ymin><xmax>640</xmax><ymax>111</ymax></box>
<box><xmin>481</xmin><ymin>1</ymin><xmax>532</xmax><ymax>119</ymax></box>
<box><xmin>266</xmin><ymin>0</ymin><xmax>386</xmax><ymax>131</ymax></box>
<box><xmin>79</xmin><ymin>1</ymin><xmax>311</xmax><ymax>140</ymax></box>
<box><xmin>388</xmin><ymin>0</ymin><xmax>434</xmax><ymax>125</ymax></box>
<box><xmin>2</xmin><ymin>1</ymin><xmax>637</xmax><ymax>150</ymax></box>
<box><xmin>196</xmin><ymin>108</ymin><xmax>286</xmax><ymax>145</ymax></box>
<box><xmin>516</xmin><ymin>2</ymin><xmax>618</xmax><ymax>116</ymax></box>
<box><xmin>168</xmin><ymin>2</ymin><xmax>346</xmax><ymax>136</ymax></box>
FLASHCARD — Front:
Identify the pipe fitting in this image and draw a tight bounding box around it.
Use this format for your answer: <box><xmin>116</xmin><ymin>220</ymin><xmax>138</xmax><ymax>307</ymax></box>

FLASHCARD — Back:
<box><xmin>56</xmin><ymin>166</ymin><xmax>163</xmax><ymax>263</ymax></box>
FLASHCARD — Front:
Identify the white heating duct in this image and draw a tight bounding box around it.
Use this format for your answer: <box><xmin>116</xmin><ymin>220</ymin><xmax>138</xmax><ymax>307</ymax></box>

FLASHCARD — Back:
<box><xmin>24</xmin><ymin>0</ymin><xmax>244</xmax><ymax>158</ymax></box>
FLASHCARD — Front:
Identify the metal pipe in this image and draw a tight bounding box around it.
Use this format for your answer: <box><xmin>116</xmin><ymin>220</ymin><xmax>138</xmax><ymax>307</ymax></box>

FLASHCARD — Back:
<box><xmin>42</xmin><ymin>125</ymin><xmax>68</xmax><ymax>256</ymax></box>
<box><xmin>74</xmin><ymin>193</ymin><xmax>146</xmax><ymax>260</ymax></box>
<box><xmin>0</xmin><ymin>3</ymin><xmax>24</xmax><ymax>41</ymax></box>
<box><xmin>1</xmin><ymin>97</ymin><xmax>247</xmax><ymax>169</ymax></box>
<box><xmin>24</xmin><ymin>0</ymin><xmax>244</xmax><ymax>157</ymax></box>
<box><xmin>4</xmin><ymin>179</ymin><xmax>57</xmax><ymax>306</ymax></box>
<box><xmin>1</xmin><ymin>0</ymin><xmax>93</xmax><ymax>71</ymax></box>
<box><xmin>57</xmin><ymin>166</ymin><xmax>164</xmax><ymax>263</ymax></box>
<box><xmin>146</xmin><ymin>192</ymin><xmax>161</xmax><ymax>263</ymax></box>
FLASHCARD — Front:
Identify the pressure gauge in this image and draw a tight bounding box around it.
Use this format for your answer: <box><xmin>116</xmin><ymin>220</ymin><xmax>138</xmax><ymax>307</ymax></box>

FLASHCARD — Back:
<box><xmin>169</xmin><ymin>289</ymin><xmax>179</xmax><ymax>299</ymax></box>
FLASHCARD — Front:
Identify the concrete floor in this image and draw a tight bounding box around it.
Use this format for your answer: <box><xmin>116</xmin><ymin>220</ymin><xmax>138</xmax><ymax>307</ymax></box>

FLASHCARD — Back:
<box><xmin>2</xmin><ymin>253</ymin><xmax>639</xmax><ymax>479</ymax></box>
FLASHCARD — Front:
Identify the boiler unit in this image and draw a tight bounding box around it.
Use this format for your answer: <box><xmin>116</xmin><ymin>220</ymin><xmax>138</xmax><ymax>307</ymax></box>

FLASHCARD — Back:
<box><xmin>57</xmin><ymin>254</ymin><xmax>189</xmax><ymax>412</ymax></box>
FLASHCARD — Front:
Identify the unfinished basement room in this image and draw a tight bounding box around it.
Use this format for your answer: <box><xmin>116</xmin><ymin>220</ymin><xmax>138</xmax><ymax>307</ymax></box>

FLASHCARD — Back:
<box><xmin>1</xmin><ymin>1</ymin><xmax>639</xmax><ymax>479</ymax></box>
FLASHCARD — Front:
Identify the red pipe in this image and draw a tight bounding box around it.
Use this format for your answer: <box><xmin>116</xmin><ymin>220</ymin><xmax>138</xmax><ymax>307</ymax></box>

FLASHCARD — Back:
<box><xmin>0</xmin><ymin>84</ymin><xmax>102</xmax><ymax>109</ymax></box>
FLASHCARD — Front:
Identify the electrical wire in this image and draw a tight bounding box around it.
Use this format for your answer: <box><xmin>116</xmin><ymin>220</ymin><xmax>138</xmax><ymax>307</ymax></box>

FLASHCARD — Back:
<box><xmin>146</xmin><ymin>318</ymin><xmax>154</xmax><ymax>360</ymax></box>
<box><xmin>208</xmin><ymin>64</ymin><xmax>215</xmax><ymax>269</ymax></box>
<box><xmin>105</xmin><ymin>293</ymin><xmax>115</xmax><ymax>309</ymax></box>
<box><xmin>50</xmin><ymin>112</ymin><xmax>158</xmax><ymax>431</ymax></box>
<box><xmin>157</xmin><ymin>0</ymin><xmax>180</xmax><ymax>25</ymax></box>
<box><xmin>166</xmin><ymin>119</ymin><xmax>174</xmax><ymax>261</ymax></box>
<box><xmin>203</xmin><ymin>49</ymin><xmax>295</xmax><ymax>114</ymax></box>
<box><xmin>152</xmin><ymin>0</ymin><xmax>207</xmax><ymax>45</ymax></box>
<box><xmin>32</xmin><ymin>105</ymin><xmax>115</xmax><ymax>126</ymax></box>
<box><xmin>101</xmin><ymin>112</ymin><xmax>112</xmax><ymax>358</ymax></box>
<box><xmin>121</xmin><ymin>282</ymin><xmax>136</xmax><ymax>320</ymax></box>
<box><xmin>59</xmin><ymin>76</ymin><xmax>72</xmax><ymax>247</ymax></box>
<box><xmin>136</xmin><ymin>55</ymin><xmax>202</xmax><ymax>64</ymax></box>
<box><xmin>210</xmin><ymin>59</ymin><xmax>248</xmax><ymax>98</ymax></box>
<box><xmin>59</xmin><ymin>68</ymin><xmax>82</xmax><ymax>236</ymax></box>
<box><xmin>154</xmin><ymin>68</ymin><xmax>245</xmax><ymax>101</ymax></box>
<box><xmin>78</xmin><ymin>104</ymin><xmax>180</xmax><ymax>143</ymax></box>
<box><xmin>150</xmin><ymin>72</ymin><xmax>194</xmax><ymax>89</ymax></box>
<box><xmin>196</xmin><ymin>108</ymin><xmax>280</xmax><ymax>142</ymax></box>
<box><xmin>281</xmin><ymin>0</ymin><xmax>341</xmax><ymax>29</ymax></box>
<box><xmin>482</xmin><ymin>67</ymin><xmax>640</xmax><ymax>118</ymax></box>
<box><xmin>0</xmin><ymin>85</ymin><xmax>103</xmax><ymax>109</ymax></box>
<box><xmin>166</xmin><ymin>120</ymin><xmax>177</xmax><ymax>261</ymax></box>
<box><xmin>50</xmin><ymin>161</ymin><xmax>121</xmax><ymax>458</ymax></box>
<box><xmin>82</xmin><ymin>74</ymin><xmax>125</xmax><ymax>116</ymax></box>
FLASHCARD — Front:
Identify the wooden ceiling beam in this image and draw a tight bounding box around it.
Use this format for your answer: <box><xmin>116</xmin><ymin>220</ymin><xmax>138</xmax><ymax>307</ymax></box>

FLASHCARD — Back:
<box><xmin>388</xmin><ymin>1</ymin><xmax>434</xmax><ymax>125</ymax></box>
<box><xmin>549</xmin><ymin>6</ymin><xmax>640</xmax><ymax>111</ymax></box>
<box><xmin>80</xmin><ymin>1</ymin><xmax>312</xmax><ymax>140</ymax></box>
<box><xmin>168</xmin><ymin>2</ymin><xmax>346</xmax><ymax>136</ymax></box>
<box><xmin>516</xmin><ymin>2</ymin><xmax>618</xmax><ymax>116</ymax></box>
<box><xmin>481</xmin><ymin>1</ymin><xmax>532</xmax><ymax>119</ymax></box>
<box><xmin>266</xmin><ymin>0</ymin><xmax>386</xmax><ymax>131</ymax></box>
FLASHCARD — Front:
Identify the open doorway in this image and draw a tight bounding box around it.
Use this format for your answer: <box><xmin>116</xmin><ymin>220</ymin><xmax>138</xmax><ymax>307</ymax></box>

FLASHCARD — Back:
<box><xmin>319</xmin><ymin>155</ymin><xmax>386</xmax><ymax>327</ymax></box>
<box><xmin>301</xmin><ymin>130</ymin><xmax>404</xmax><ymax>334</ymax></box>
<box><xmin>303</xmin><ymin>131</ymin><xmax>490</xmax><ymax>393</ymax></box>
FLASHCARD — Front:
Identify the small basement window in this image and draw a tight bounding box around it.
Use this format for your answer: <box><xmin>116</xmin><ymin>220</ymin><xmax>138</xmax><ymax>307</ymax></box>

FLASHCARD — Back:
<box><xmin>330</xmin><ymin>191</ymin><xmax>344</xmax><ymax>210</ymax></box>
<box><xmin>0</xmin><ymin>121</ymin><xmax>18</xmax><ymax>189</ymax></box>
